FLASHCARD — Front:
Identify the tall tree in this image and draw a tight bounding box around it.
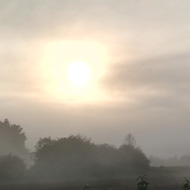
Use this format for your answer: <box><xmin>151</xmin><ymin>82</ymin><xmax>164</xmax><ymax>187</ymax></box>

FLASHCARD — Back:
<box><xmin>125</xmin><ymin>133</ymin><xmax>136</xmax><ymax>147</ymax></box>
<box><xmin>0</xmin><ymin>119</ymin><xmax>29</xmax><ymax>164</ymax></box>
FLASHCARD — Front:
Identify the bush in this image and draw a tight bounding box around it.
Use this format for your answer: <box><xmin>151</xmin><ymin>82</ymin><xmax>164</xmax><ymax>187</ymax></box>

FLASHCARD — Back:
<box><xmin>31</xmin><ymin>135</ymin><xmax>150</xmax><ymax>179</ymax></box>
<box><xmin>0</xmin><ymin>154</ymin><xmax>26</xmax><ymax>180</ymax></box>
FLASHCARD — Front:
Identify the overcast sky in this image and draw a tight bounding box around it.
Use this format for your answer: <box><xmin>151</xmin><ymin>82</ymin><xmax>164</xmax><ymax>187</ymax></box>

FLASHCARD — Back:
<box><xmin>1</xmin><ymin>0</ymin><xmax>190</xmax><ymax>158</ymax></box>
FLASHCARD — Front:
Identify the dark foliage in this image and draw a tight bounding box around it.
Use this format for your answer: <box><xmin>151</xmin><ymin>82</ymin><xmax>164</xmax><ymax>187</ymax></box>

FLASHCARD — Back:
<box><xmin>0</xmin><ymin>119</ymin><xmax>29</xmax><ymax>162</ymax></box>
<box><xmin>181</xmin><ymin>178</ymin><xmax>190</xmax><ymax>190</ymax></box>
<box><xmin>0</xmin><ymin>154</ymin><xmax>26</xmax><ymax>180</ymax></box>
<box><xmin>137</xmin><ymin>175</ymin><xmax>149</xmax><ymax>190</ymax></box>
<box><xmin>31</xmin><ymin>135</ymin><xmax>150</xmax><ymax>179</ymax></box>
<box><xmin>118</xmin><ymin>144</ymin><xmax>149</xmax><ymax>174</ymax></box>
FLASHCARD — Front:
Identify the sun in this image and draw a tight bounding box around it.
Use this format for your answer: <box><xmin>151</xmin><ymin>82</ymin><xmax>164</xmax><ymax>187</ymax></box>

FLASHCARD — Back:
<box><xmin>40</xmin><ymin>40</ymin><xmax>110</xmax><ymax>103</ymax></box>
<box><xmin>67</xmin><ymin>61</ymin><xmax>91</xmax><ymax>88</ymax></box>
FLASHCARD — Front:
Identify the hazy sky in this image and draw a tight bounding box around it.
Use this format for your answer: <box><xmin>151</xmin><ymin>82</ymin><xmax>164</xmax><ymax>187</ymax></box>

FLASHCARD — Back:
<box><xmin>1</xmin><ymin>0</ymin><xmax>190</xmax><ymax>158</ymax></box>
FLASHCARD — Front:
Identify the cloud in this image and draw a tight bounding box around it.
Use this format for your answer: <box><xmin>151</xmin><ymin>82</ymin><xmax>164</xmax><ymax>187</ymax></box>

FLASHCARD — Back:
<box><xmin>1</xmin><ymin>0</ymin><xmax>189</xmax><ymax>42</ymax></box>
<box><xmin>102</xmin><ymin>53</ymin><xmax>190</xmax><ymax>109</ymax></box>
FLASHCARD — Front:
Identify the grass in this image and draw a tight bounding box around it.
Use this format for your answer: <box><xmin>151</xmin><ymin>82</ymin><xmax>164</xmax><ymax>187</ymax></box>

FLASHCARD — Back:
<box><xmin>0</xmin><ymin>175</ymin><xmax>189</xmax><ymax>190</ymax></box>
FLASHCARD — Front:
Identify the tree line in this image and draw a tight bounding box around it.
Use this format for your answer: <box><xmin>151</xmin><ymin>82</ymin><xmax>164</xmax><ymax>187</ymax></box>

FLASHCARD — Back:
<box><xmin>0</xmin><ymin>119</ymin><xmax>150</xmax><ymax>181</ymax></box>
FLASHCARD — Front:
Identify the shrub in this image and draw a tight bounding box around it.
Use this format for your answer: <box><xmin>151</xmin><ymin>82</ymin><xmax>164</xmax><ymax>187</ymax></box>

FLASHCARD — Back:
<box><xmin>181</xmin><ymin>178</ymin><xmax>190</xmax><ymax>190</ymax></box>
<box><xmin>137</xmin><ymin>175</ymin><xmax>149</xmax><ymax>190</ymax></box>
<box><xmin>0</xmin><ymin>154</ymin><xmax>26</xmax><ymax>180</ymax></box>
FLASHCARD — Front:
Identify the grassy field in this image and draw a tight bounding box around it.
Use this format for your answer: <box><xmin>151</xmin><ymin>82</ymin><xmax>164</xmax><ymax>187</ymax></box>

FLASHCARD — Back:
<box><xmin>0</xmin><ymin>176</ymin><xmax>184</xmax><ymax>190</ymax></box>
<box><xmin>1</xmin><ymin>167</ymin><xmax>190</xmax><ymax>190</ymax></box>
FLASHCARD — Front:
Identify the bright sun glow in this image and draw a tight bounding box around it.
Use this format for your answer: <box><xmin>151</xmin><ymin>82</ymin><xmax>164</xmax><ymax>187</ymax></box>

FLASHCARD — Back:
<box><xmin>67</xmin><ymin>61</ymin><xmax>91</xmax><ymax>88</ymax></box>
<box><xmin>40</xmin><ymin>40</ymin><xmax>110</xmax><ymax>103</ymax></box>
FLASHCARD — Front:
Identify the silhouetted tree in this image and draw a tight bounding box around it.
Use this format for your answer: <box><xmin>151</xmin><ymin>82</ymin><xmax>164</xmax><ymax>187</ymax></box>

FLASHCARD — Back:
<box><xmin>118</xmin><ymin>144</ymin><xmax>149</xmax><ymax>174</ymax></box>
<box><xmin>0</xmin><ymin>119</ymin><xmax>30</xmax><ymax>165</ymax></box>
<box><xmin>0</xmin><ymin>154</ymin><xmax>26</xmax><ymax>180</ymax></box>
<box><xmin>94</xmin><ymin>143</ymin><xmax>119</xmax><ymax>177</ymax></box>
<box><xmin>32</xmin><ymin>135</ymin><xmax>96</xmax><ymax>179</ymax></box>
<box><xmin>31</xmin><ymin>134</ymin><xmax>149</xmax><ymax>179</ymax></box>
<box><xmin>125</xmin><ymin>133</ymin><xmax>136</xmax><ymax>147</ymax></box>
